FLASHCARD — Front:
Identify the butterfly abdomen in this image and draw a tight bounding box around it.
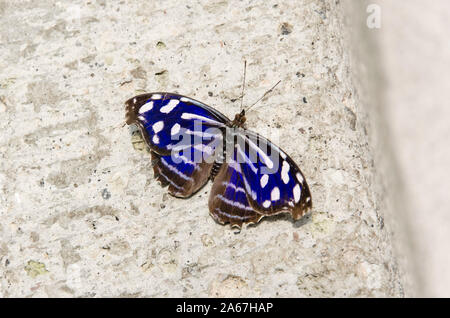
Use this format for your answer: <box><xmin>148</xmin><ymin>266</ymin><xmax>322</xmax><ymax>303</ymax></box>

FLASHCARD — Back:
<box><xmin>210</xmin><ymin>143</ymin><xmax>226</xmax><ymax>181</ymax></box>
<box><xmin>210</xmin><ymin>127</ymin><xmax>236</xmax><ymax>181</ymax></box>
<box><xmin>210</xmin><ymin>161</ymin><xmax>222</xmax><ymax>181</ymax></box>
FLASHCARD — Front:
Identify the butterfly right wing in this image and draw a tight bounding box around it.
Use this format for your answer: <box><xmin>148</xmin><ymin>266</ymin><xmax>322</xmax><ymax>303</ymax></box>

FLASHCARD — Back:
<box><xmin>234</xmin><ymin>129</ymin><xmax>312</xmax><ymax>220</ymax></box>
<box><xmin>208</xmin><ymin>128</ymin><xmax>312</xmax><ymax>226</ymax></box>
<box><xmin>125</xmin><ymin>93</ymin><xmax>229</xmax><ymax>197</ymax></box>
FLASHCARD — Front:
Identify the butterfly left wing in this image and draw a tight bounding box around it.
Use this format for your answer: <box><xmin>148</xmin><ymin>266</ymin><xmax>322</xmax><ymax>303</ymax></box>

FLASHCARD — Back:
<box><xmin>125</xmin><ymin>93</ymin><xmax>229</xmax><ymax>198</ymax></box>
<box><xmin>125</xmin><ymin>93</ymin><xmax>230</xmax><ymax>156</ymax></box>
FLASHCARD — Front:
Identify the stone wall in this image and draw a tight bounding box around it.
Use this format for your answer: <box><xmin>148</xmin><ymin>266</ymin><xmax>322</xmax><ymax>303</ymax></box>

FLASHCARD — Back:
<box><xmin>0</xmin><ymin>0</ymin><xmax>406</xmax><ymax>297</ymax></box>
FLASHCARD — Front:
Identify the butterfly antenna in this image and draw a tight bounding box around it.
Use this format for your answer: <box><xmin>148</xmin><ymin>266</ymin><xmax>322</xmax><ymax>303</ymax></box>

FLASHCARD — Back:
<box><xmin>112</xmin><ymin>121</ymin><xmax>127</xmax><ymax>130</ymax></box>
<box><xmin>244</xmin><ymin>80</ymin><xmax>281</xmax><ymax>113</ymax></box>
<box><xmin>240</xmin><ymin>60</ymin><xmax>247</xmax><ymax>112</ymax></box>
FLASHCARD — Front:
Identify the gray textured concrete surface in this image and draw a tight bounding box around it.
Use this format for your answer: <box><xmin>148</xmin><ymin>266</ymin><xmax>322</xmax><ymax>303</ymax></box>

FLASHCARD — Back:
<box><xmin>344</xmin><ymin>1</ymin><xmax>418</xmax><ymax>296</ymax></box>
<box><xmin>0</xmin><ymin>1</ymin><xmax>405</xmax><ymax>297</ymax></box>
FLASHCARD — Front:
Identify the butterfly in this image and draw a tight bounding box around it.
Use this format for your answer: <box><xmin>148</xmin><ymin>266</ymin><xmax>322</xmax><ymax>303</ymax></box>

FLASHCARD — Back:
<box><xmin>125</xmin><ymin>91</ymin><xmax>312</xmax><ymax>228</ymax></box>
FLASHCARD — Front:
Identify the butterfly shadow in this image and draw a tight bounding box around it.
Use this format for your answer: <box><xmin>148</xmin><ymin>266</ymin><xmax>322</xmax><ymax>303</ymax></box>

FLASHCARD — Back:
<box><xmin>244</xmin><ymin>210</ymin><xmax>313</xmax><ymax>231</ymax></box>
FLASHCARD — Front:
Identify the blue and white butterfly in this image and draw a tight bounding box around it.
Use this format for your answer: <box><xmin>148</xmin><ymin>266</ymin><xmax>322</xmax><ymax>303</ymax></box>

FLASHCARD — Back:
<box><xmin>125</xmin><ymin>92</ymin><xmax>312</xmax><ymax>228</ymax></box>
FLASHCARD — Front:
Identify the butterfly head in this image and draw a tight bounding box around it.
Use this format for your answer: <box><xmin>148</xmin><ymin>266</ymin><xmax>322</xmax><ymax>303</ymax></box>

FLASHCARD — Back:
<box><xmin>231</xmin><ymin>110</ymin><xmax>246</xmax><ymax>128</ymax></box>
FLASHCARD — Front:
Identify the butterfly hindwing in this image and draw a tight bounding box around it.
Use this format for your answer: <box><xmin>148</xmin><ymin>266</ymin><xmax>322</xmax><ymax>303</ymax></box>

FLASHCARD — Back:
<box><xmin>151</xmin><ymin>151</ymin><xmax>214</xmax><ymax>198</ymax></box>
<box><xmin>208</xmin><ymin>159</ymin><xmax>263</xmax><ymax>227</ymax></box>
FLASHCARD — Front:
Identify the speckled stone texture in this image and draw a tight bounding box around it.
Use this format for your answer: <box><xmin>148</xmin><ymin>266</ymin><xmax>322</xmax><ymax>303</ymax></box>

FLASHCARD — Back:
<box><xmin>0</xmin><ymin>0</ymin><xmax>404</xmax><ymax>297</ymax></box>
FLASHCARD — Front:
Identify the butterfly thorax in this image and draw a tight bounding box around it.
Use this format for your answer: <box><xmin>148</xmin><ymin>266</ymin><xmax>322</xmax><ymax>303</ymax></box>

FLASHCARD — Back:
<box><xmin>210</xmin><ymin>111</ymin><xmax>246</xmax><ymax>180</ymax></box>
<box><xmin>230</xmin><ymin>110</ymin><xmax>246</xmax><ymax>128</ymax></box>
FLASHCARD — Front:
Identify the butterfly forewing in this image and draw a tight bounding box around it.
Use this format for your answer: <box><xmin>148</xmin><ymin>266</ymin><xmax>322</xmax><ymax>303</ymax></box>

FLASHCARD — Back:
<box><xmin>126</xmin><ymin>93</ymin><xmax>229</xmax><ymax>197</ymax></box>
<box><xmin>126</xmin><ymin>93</ymin><xmax>230</xmax><ymax>155</ymax></box>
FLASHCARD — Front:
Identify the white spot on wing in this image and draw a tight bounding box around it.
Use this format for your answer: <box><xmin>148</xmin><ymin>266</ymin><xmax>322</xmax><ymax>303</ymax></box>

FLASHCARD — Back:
<box><xmin>185</xmin><ymin>129</ymin><xmax>221</xmax><ymax>138</ymax></box>
<box><xmin>157</xmin><ymin>169</ymin><xmax>183</xmax><ymax>190</ymax></box>
<box><xmin>245</xmin><ymin>136</ymin><xmax>274</xmax><ymax>169</ymax></box>
<box><xmin>215</xmin><ymin>208</ymin><xmax>248</xmax><ymax>220</ymax></box>
<box><xmin>139</xmin><ymin>101</ymin><xmax>153</xmax><ymax>114</ymax></box>
<box><xmin>173</xmin><ymin>153</ymin><xmax>198</xmax><ymax>167</ymax></box>
<box><xmin>293</xmin><ymin>184</ymin><xmax>301</xmax><ymax>203</ymax></box>
<box><xmin>193</xmin><ymin>144</ymin><xmax>214</xmax><ymax>155</ymax></box>
<box><xmin>151</xmin><ymin>94</ymin><xmax>162</xmax><ymax>100</ymax></box>
<box><xmin>216</xmin><ymin>194</ymin><xmax>253</xmax><ymax>211</ymax></box>
<box><xmin>281</xmin><ymin>161</ymin><xmax>290</xmax><ymax>184</ymax></box>
<box><xmin>236</xmin><ymin>144</ymin><xmax>258</xmax><ymax>174</ymax></box>
<box><xmin>171</xmin><ymin>123</ymin><xmax>181</xmax><ymax>136</ymax></box>
<box><xmin>152</xmin><ymin>121</ymin><xmax>164</xmax><ymax>133</ymax></box>
<box><xmin>180</xmin><ymin>97</ymin><xmax>190</xmax><ymax>102</ymax></box>
<box><xmin>260</xmin><ymin>174</ymin><xmax>269</xmax><ymax>188</ymax></box>
<box><xmin>160</xmin><ymin>157</ymin><xmax>192</xmax><ymax>181</ymax></box>
<box><xmin>181</xmin><ymin>113</ymin><xmax>223</xmax><ymax>126</ymax></box>
<box><xmin>153</xmin><ymin>135</ymin><xmax>160</xmax><ymax>144</ymax></box>
<box><xmin>221</xmin><ymin>182</ymin><xmax>246</xmax><ymax>194</ymax></box>
<box><xmin>296</xmin><ymin>173</ymin><xmax>304</xmax><ymax>183</ymax></box>
<box><xmin>271</xmin><ymin>187</ymin><xmax>280</xmax><ymax>201</ymax></box>
<box><xmin>263</xmin><ymin>200</ymin><xmax>271</xmax><ymax>208</ymax></box>
<box><xmin>160</xmin><ymin>99</ymin><xmax>179</xmax><ymax>113</ymax></box>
